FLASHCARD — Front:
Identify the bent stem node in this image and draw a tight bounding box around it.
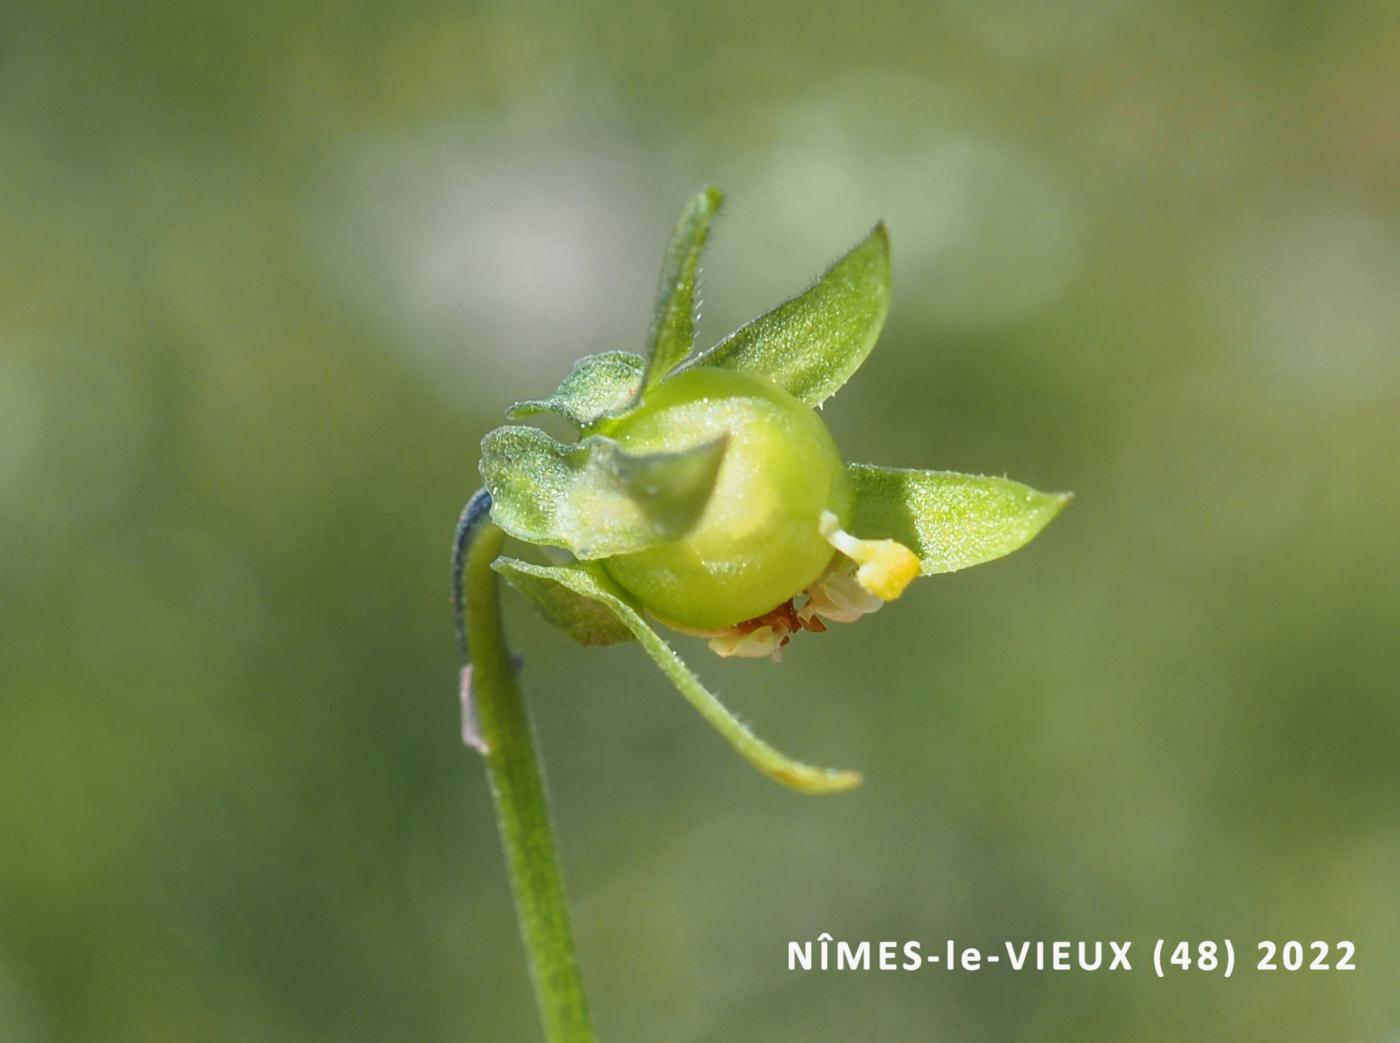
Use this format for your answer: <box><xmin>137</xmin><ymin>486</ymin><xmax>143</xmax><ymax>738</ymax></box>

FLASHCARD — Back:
<box><xmin>455</xmin><ymin>491</ymin><xmax>596</xmax><ymax>1043</ymax></box>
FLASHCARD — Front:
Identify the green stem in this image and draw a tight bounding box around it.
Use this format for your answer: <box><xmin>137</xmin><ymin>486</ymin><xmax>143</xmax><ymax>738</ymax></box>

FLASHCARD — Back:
<box><xmin>464</xmin><ymin>520</ymin><xmax>596</xmax><ymax>1042</ymax></box>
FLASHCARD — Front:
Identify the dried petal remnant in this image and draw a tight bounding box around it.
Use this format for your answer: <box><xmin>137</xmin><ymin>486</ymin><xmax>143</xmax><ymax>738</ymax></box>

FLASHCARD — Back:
<box><xmin>663</xmin><ymin>599</ymin><xmax>823</xmax><ymax>659</ymax></box>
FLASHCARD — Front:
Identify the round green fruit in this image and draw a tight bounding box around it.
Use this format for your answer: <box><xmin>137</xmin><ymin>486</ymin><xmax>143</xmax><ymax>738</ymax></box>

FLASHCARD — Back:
<box><xmin>601</xmin><ymin>368</ymin><xmax>850</xmax><ymax>629</ymax></box>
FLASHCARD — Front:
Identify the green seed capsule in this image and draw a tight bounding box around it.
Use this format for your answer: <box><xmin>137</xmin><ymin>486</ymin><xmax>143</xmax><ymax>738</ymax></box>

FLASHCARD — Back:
<box><xmin>601</xmin><ymin>368</ymin><xmax>851</xmax><ymax>629</ymax></box>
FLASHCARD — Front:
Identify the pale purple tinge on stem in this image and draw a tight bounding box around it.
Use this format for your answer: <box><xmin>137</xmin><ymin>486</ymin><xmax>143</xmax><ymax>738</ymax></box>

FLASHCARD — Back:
<box><xmin>458</xmin><ymin>665</ymin><xmax>489</xmax><ymax>755</ymax></box>
<box><xmin>459</xmin><ymin>656</ymin><xmax>527</xmax><ymax>754</ymax></box>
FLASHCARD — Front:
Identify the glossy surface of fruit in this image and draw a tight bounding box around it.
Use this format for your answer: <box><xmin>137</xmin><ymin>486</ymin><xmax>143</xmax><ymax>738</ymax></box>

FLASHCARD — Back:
<box><xmin>602</xmin><ymin>368</ymin><xmax>850</xmax><ymax>628</ymax></box>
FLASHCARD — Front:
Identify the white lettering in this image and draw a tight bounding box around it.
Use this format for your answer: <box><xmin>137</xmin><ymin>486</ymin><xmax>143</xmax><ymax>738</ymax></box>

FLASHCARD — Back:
<box><xmin>837</xmin><ymin>941</ymin><xmax>870</xmax><ymax>971</ymax></box>
<box><xmin>1109</xmin><ymin>941</ymin><xmax>1132</xmax><ymax>970</ymax></box>
<box><xmin>788</xmin><ymin>941</ymin><xmax>812</xmax><ymax>971</ymax></box>
<box><xmin>1079</xmin><ymin>941</ymin><xmax>1102</xmax><ymax>971</ymax></box>
<box><xmin>902</xmin><ymin>941</ymin><xmax>922</xmax><ymax>970</ymax></box>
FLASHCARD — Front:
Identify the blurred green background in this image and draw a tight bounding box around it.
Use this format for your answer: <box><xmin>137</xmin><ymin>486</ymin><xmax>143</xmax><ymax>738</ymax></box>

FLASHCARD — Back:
<box><xmin>4</xmin><ymin>0</ymin><xmax>1398</xmax><ymax>1039</ymax></box>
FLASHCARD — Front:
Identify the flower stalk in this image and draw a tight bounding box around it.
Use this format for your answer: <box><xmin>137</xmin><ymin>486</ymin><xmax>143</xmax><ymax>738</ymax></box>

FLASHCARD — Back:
<box><xmin>457</xmin><ymin>493</ymin><xmax>596</xmax><ymax>1043</ymax></box>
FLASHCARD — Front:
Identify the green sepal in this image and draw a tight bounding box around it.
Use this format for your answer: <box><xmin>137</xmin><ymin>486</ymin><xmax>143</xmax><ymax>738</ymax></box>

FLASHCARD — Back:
<box><xmin>479</xmin><ymin>426</ymin><xmax>728</xmax><ymax>559</ymax></box>
<box><xmin>847</xmin><ymin>463</ymin><xmax>1070</xmax><ymax>574</ymax></box>
<box><xmin>506</xmin><ymin>351</ymin><xmax>644</xmax><ymax>430</ymax></box>
<box><xmin>494</xmin><ymin>556</ymin><xmax>635</xmax><ymax>646</ymax></box>
<box><xmin>641</xmin><ymin>186</ymin><xmax>724</xmax><ymax>392</ymax></box>
<box><xmin>493</xmin><ymin>558</ymin><xmax>861</xmax><ymax>795</ymax></box>
<box><xmin>685</xmin><ymin>223</ymin><xmax>891</xmax><ymax>406</ymax></box>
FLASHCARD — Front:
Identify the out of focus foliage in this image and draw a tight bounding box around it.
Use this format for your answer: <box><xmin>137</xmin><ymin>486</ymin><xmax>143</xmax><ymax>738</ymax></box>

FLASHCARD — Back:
<box><xmin>2</xmin><ymin>0</ymin><xmax>1397</xmax><ymax>1040</ymax></box>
